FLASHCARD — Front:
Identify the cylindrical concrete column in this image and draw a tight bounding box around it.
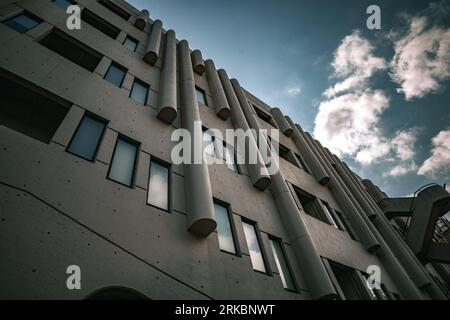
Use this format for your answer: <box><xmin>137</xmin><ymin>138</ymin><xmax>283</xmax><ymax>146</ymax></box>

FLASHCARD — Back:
<box><xmin>284</xmin><ymin>119</ymin><xmax>329</xmax><ymax>185</ymax></box>
<box><xmin>306</xmin><ymin>136</ymin><xmax>424</xmax><ymax>299</ymax></box>
<box><xmin>157</xmin><ymin>30</ymin><xmax>177</xmax><ymax>124</ymax></box>
<box><xmin>134</xmin><ymin>9</ymin><xmax>149</xmax><ymax>30</ymax></box>
<box><xmin>332</xmin><ymin>153</ymin><xmax>432</xmax><ymax>289</ymax></box>
<box><xmin>218</xmin><ymin>69</ymin><xmax>270</xmax><ymax>190</ymax></box>
<box><xmin>230</xmin><ymin>80</ymin><xmax>337</xmax><ymax>300</ymax></box>
<box><xmin>205</xmin><ymin>61</ymin><xmax>231</xmax><ymax>120</ymax></box>
<box><xmin>191</xmin><ymin>50</ymin><xmax>205</xmax><ymax>75</ymax></box>
<box><xmin>144</xmin><ymin>19</ymin><xmax>163</xmax><ymax>66</ymax></box>
<box><xmin>178</xmin><ymin>39</ymin><xmax>216</xmax><ymax>238</ymax></box>
<box><xmin>362</xmin><ymin>179</ymin><xmax>388</xmax><ymax>204</ymax></box>
<box><xmin>432</xmin><ymin>263</ymin><xmax>450</xmax><ymax>285</ymax></box>
<box><xmin>271</xmin><ymin>108</ymin><xmax>293</xmax><ymax>136</ymax></box>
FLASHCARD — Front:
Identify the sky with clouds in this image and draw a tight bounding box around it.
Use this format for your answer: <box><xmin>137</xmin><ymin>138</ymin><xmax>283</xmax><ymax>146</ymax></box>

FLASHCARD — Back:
<box><xmin>129</xmin><ymin>0</ymin><xmax>450</xmax><ymax>197</ymax></box>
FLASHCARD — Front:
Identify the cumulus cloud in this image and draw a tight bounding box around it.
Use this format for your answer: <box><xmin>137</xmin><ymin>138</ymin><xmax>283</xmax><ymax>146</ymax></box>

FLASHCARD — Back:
<box><xmin>418</xmin><ymin>128</ymin><xmax>450</xmax><ymax>176</ymax></box>
<box><xmin>390</xmin><ymin>15</ymin><xmax>450</xmax><ymax>100</ymax></box>
<box><xmin>286</xmin><ymin>85</ymin><xmax>302</xmax><ymax>96</ymax></box>
<box><xmin>383</xmin><ymin>162</ymin><xmax>418</xmax><ymax>177</ymax></box>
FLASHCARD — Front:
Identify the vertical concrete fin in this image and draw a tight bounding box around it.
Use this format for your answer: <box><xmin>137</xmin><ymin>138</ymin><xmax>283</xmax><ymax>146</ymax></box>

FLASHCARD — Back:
<box><xmin>362</xmin><ymin>179</ymin><xmax>388</xmax><ymax>204</ymax></box>
<box><xmin>157</xmin><ymin>29</ymin><xmax>177</xmax><ymax>124</ymax></box>
<box><xmin>134</xmin><ymin>9</ymin><xmax>149</xmax><ymax>30</ymax></box>
<box><xmin>178</xmin><ymin>39</ymin><xmax>216</xmax><ymax>238</ymax></box>
<box><xmin>191</xmin><ymin>50</ymin><xmax>205</xmax><ymax>75</ymax></box>
<box><xmin>270</xmin><ymin>108</ymin><xmax>293</xmax><ymax>136</ymax></box>
<box><xmin>205</xmin><ymin>60</ymin><xmax>231</xmax><ymax>120</ymax></box>
<box><xmin>218</xmin><ymin>69</ymin><xmax>271</xmax><ymax>190</ymax></box>
<box><xmin>144</xmin><ymin>19</ymin><xmax>163</xmax><ymax>66</ymax></box>
<box><xmin>283</xmin><ymin>119</ymin><xmax>329</xmax><ymax>185</ymax></box>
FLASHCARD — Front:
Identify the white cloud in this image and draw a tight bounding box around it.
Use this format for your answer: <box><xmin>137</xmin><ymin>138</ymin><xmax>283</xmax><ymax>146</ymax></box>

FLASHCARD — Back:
<box><xmin>383</xmin><ymin>162</ymin><xmax>418</xmax><ymax>177</ymax></box>
<box><xmin>391</xmin><ymin>128</ymin><xmax>419</xmax><ymax>161</ymax></box>
<box><xmin>286</xmin><ymin>85</ymin><xmax>302</xmax><ymax>96</ymax></box>
<box><xmin>390</xmin><ymin>16</ymin><xmax>450</xmax><ymax>100</ymax></box>
<box><xmin>418</xmin><ymin>128</ymin><xmax>450</xmax><ymax>176</ymax></box>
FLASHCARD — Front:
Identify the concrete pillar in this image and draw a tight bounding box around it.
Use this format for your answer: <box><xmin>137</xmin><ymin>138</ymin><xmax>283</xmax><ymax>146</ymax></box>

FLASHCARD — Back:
<box><xmin>144</xmin><ymin>20</ymin><xmax>163</xmax><ymax>66</ymax></box>
<box><xmin>284</xmin><ymin>118</ymin><xmax>329</xmax><ymax>185</ymax></box>
<box><xmin>270</xmin><ymin>108</ymin><xmax>293</xmax><ymax>136</ymax></box>
<box><xmin>157</xmin><ymin>30</ymin><xmax>177</xmax><ymax>124</ymax></box>
<box><xmin>134</xmin><ymin>9</ymin><xmax>149</xmax><ymax>30</ymax></box>
<box><xmin>332</xmin><ymin>153</ymin><xmax>432</xmax><ymax>289</ymax></box>
<box><xmin>191</xmin><ymin>50</ymin><xmax>205</xmax><ymax>75</ymax></box>
<box><xmin>178</xmin><ymin>40</ymin><xmax>216</xmax><ymax>238</ymax></box>
<box><xmin>229</xmin><ymin>80</ymin><xmax>337</xmax><ymax>300</ymax></box>
<box><xmin>306</xmin><ymin>137</ymin><xmax>424</xmax><ymax>299</ymax></box>
<box><xmin>362</xmin><ymin>179</ymin><xmax>388</xmax><ymax>204</ymax></box>
<box><xmin>432</xmin><ymin>263</ymin><xmax>450</xmax><ymax>285</ymax></box>
<box><xmin>205</xmin><ymin>60</ymin><xmax>231</xmax><ymax>120</ymax></box>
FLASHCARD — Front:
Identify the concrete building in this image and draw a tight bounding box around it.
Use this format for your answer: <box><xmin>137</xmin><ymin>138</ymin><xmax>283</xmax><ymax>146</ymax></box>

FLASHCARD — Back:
<box><xmin>0</xmin><ymin>0</ymin><xmax>449</xmax><ymax>300</ymax></box>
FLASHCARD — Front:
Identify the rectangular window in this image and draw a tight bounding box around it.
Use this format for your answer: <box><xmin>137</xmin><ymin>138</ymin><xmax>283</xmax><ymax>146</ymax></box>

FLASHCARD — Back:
<box><xmin>107</xmin><ymin>137</ymin><xmax>138</xmax><ymax>187</ymax></box>
<box><xmin>40</xmin><ymin>28</ymin><xmax>102</xmax><ymax>72</ymax></box>
<box><xmin>147</xmin><ymin>159</ymin><xmax>170</xmax><ymax>211</ymax></box>
<box><xmin>98</xmin><ymin>0</ymin><xmax>131</xmax><ymax>20</ymax></box>
<box><xmin>294</xmin><ymin>187</ymin><xmax>323</xmax><ymax>221</ymax></box>
<box><xmin>214</xmin><ymin>202</ymin><xmax>237</xmax><ymax>254</ymax></box>
<box><xmin>81</xmin><ymin>9</ymin><xmax>120</xmax><ymax>39</ymax></box>
<box><xmin>276</xmin><ymin>143</ymin><xmax>298</xmax><ymax>167</ymax></box>
<box><xmin>0</xmin><ymin>70</ymin><xmax>69</xmax><ymax>144</ymax></box>
<box><xmin>104</xmin><ymin>62</ymin><xmax>127</xmax><ymax>87</ymax></box>
<box><xmin>52</xmin><ymin>0</ymin><xmax>76</xmax><ymax>10</ymax></box>
<box><xmin>3</xmin><ymin>12</ymin><xmax>41</xmax><ymax>33</ymax></box>
<box><xmin>196</xmin><ymin>87</ymin><xmax>207</xmax><ymax>106</ymax></box>
<box><xmin>67</xmin><ymin>114</ymin><xmax>106</xmax><ymax>161</ymax></box>
<box><xmin>202</xmin><ymin>128</ymin><xmax>216</xmax><ymax>157</ymax></box>
<box><xmin>335</xmin><ymin>210</ymin><xmax>357</xmax><ymax>240</ymax></box>
<box><xmin>319</xmin><ymin>200</ymin><xmax>340</xmax><ymax>229</ymax></box>
<box><xmin>224</xmin><ymin>144</ymin><xmax>239</xmax><ymax>173</ymax></box>
<box><xmin>254</xmin><ymin>106</ymin><xmax>276</xmax><ymax>127</ymax></box>
<box><xmin>269</xmin><ymin>238</ymin><xmax>296</xmax><ymax>291</ymax></box>
<box><xmin>242</xmin><ymin>220</ymin><xmax>266</xmax><ymax>273</ymax></box>
<box><xmin>123</xmin><ymin>35</ymin><xmax>138</xmax><ymax>51</ymax></box>
<box><xmin>294</xmin><ymin>153</ymin><xmax>311</xmax><ymax>174</ymax></box>
<box><xmin>130</xmin><ymin>79</ymin><xmax>149</xmax><ymax>105</ymax></box>
<box><xmin>329</xmin><ymin>262</ymin><xmax>368</xmax><ymax>300</ymax></box>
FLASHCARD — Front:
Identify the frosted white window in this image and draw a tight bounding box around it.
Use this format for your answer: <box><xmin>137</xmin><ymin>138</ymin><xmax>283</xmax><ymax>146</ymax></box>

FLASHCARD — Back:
<box><xmin>108</xmin><ymin>137</ymin><xmax>138</xmax><ymax>186</ymax></box>
<box><xmin>242</xmin><ymin>221</ymin><xmax>266</xmax><ymax>273</ymax></box>
<box><xmin>214</xmin><ymin>203</ymin><xmax>236</xmax><ymax>254</ymax></box>
<box><xmin>147</xmin><ymin>160</ymin><xmax>169</xmax><ymax>210</ymax></box>
<box><xmin>196</xmin><ymin>87</ymin><xmax>206</xmax><ymax>106</ymax></box>
<box><xmin>269</xmin><ymin>239</ymin><xmax>295</xmax><ymax>290</ymax></box>
<box><xmin>202</xmin><ymin>130</ymin><xmax>215</xmax><ymax>157</ymax></box>
<box><xmin>224</xmin><ymin>145</ymin><xmax>238</xmax><ymax>172</ymax></box>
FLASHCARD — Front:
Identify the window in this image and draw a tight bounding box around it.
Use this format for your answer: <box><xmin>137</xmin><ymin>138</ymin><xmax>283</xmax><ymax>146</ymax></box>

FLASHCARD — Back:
<box><xmin>276</xmin><ymin>143</ymin><xmax>298</xmax><ymax>167</ymax></box>
<box><xmin>196</xmin><ymin>87</ymin><xmax>207</xmax><ymax>106</ymax></box>
<box><xmin>123</xmin><ymin>35</ymin><xmax>138</xmax><ymax>52</ymax></box>
<box><xmin>67</xmin><ymin>114</ymin><xmax>106</xmax><ymax>161</ymax></box>
<box><xmin>254</xmin><ymin>106</ymin><xmax>276</xmax><ymax>127</ymax></box>
<box><xmin>147</xmin><ymin>159</ymin><xmax>170</xmax><ymax>211</ymax></box>
<box><xmin>294</xmin><ymin>187</ymin><xmax>323</xmax><ymax>220</ymax></box>
<box><xmin>81</xmin><ymin>9</ymin><xmax>120</xmax><ymax>39</ymax></box>
<box><xmin>242</xmin><ymin>220</ymin><xmax>266</xmax><ymax>273</ymax></box>
<box><xmin>214</xmin><ymin>201</ymin><xmax>237</xmax><ymax>254</ymax></box>
<box><xmin>107</xmin><ymin>137</ymin><xmax>138</xmax><ymax>187</ymax></box>
<box><xmin>319</xmin><ymin>200</ymin><xmax>339</xmax><ymax>229</ymax></box>
<box><xmin>224</xmin><ymin>144</ymin><xmax>239</xmax><ymax>173</ymax></box>
<box><xmin>334</xmin><ymin>210</ymin><xmax>357</xmax><ymax>240</ymax></box>
<box><xmin>269</xmin><ymin>238</ymin><xmax>295</xmax><ymax>291</ymax></box>
<box><xmin>130</xmin><ymin>79</ymin><xmax>149</xmax><ymax>105</ymax></box>
<box><xmin>202</xmin><ymin>128</ymin><xmax>215</xmax><ymax>157</ymax></box>
<box><xmin>3</xmin><ymin>12</ymin><xmax>41</xmax><ymax>33</ymax></box>
<box><xmin>40</xmin><ymin>29</ymin><xmax>102</xmax><ymax>72</ymax></box>
<box><xmin>104</xmin><ymin>62</ymin><xmax>127</xmax><ymax>87</ymax></box>
<box><xmin>98</xmin><ymin>0</ymin><xmax>131</xmax><ymax>20</ymax></box>
<box><xmin>294</xmin><ymin>153</ymin><xmax>311</xmax><ymax>174</ymax></box>
<box><xmin>202</xmin><ymin>128</ymin><xmax>240</xmax><ymax>173</ymax></box>
<box><xmin>0</xmin><ymin>70</ymin><xmax>70</xmax><ymax>144</ymax></box>
<box><xmin>329</xmin><ymin>262</ymin><xmax>369</xmax><ymax>300</ymax></box>
<box><xmin>52</xmin><ymin>0</ymin><xmax>76</xmax><ymax>10</ymax></box>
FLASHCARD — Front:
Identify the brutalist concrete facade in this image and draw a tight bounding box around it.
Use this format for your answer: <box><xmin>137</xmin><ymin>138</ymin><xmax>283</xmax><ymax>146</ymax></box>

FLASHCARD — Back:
<box><xmin>0</xmin><ymin>0</ymin><xmax>449</xmax><ymax>300</ymax></box>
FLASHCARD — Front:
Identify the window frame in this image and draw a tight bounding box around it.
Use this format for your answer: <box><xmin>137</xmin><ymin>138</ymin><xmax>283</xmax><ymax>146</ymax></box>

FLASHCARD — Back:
<box><xmin>52</xmin><ymin>0</ymin><xmax>77</xmax><ymax>10</ymax></box>
<box><xmin>97</xmin><ymin>0</ymin><xmax>131</xmax><ymax>21</ymax></box>
<box><xmin>129</xmin><ymin>78</ymin><xmax>149</xmax><ymax>105</ymax></box>
<box><xmin>123</xmin><ymin>35</ymin><xmax>139</xmax><ymax>52</ymax></box>
<box><xmin>268</xmin><ymin>235</ymin><xmax>297</xmax><ymax>292</ymax></box>
<box><xmin>81</xmin><ymin>8</ymin><xmax>120</xmax><ymax>39</ymax></box>
<box><xmin>104</xmin><ymin>61</ymin><xmax>127</xmax><ymax>88</ymax></box>
<box><xmin>213</xmin><ymin>198</ymin><xmax>241</xmax><ymax>257</ymax></box>
<box><xmin>65</xmin><ymin>112</ymin><xmax>108</xmax><ymax>162</ymax></box>
<box><xmin>2</xmin><ymin>11</ymin><xmax>42</xmax><ymax>34</ymax></box>
<box><xmin>195</xmin><ymin>86</ymin><xmax>207</xmax><ymax>106</ymax></box>
<box><xmin>146</xmin><ymin>156</ymin><xmax>171</xmax><ymax>213</ymax></box>
<box><xmin>241</xmin><ymin>218</ymin><xmax>271</xmax><ymax>275</ymax></box>
<box><xmin>106</xmin><ymin>135</ymin><xmax>140</xmax><ymax>188</ymax></box>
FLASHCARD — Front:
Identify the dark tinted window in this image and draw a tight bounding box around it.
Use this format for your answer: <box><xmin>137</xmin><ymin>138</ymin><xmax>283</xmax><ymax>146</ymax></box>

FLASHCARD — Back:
<box><xmin>40</xmin><ymin>29</ymin><xmax>102</xmax><ymax>72</ymax></box>
<box><xmin>104</xmin><ymin>62</ymin><xmax>127</xmax><ymax>87</ymax></box>
<box><xmin>67</xmin><ymin>114</ymin><xmax>106</xmax><ymax>161</ymax></box>
<box><xmin>81</xmin><ymin>9</ymin><xmax>120</xmax><ymax>39</ymax></box>
<box><xmin>3</xmin><ymin>12</ymin><xmax>41</xmax><ymax>33</ymax></box>
<box><xmin>123</xmin><ymin>36</ymin><xmax>138</xmax><ymax>51</ymax></box>
<box><xmin>130</xmin><ymin>79</ymin><xmax>149</xmax><ymax>104</ymax></box>
<box><xmin>52</xmin><ymin>0</ymin><xmax>76</xmax><ymax>10</ymax></box>
<box><xmin>98</xmin><ymin>0</ymin><xmax>131</xmax><ymax>20</ymax></box>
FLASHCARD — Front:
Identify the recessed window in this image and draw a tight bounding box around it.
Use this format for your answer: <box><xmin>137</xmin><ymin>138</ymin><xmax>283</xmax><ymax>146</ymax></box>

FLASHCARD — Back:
<box><xmin>214</xmin><ymin>201</ymin><xmax>237</xmax><ymax>254</ymax></box>
<box><xmin>3</xmin><ymin>12</ymin><xmax>41</xmax><ymax>33</ymax></box>
<box><xmin>196</xmin><ymin>87</ymin><xmax>207</xmax><ymax>106</ymax></box>
<box><xmin>98</xmin><ymin>0</ymin><xmax>131</xmax><ymax>20</ymax></box>
<box><xmin>40</xmin><ymin>28</ymin><xmax>102</xmax><ymax>72</ymax></box>
<box><xmin>242</xmin><ymin>220</ymin><xmax>266</xmax><ymax>273</ymax></box>
<box><xmin>52</xmin><ymin>0</ymin><xmax>76</xmax><ymax>10</ymax></box>
<box><xmin>269</xmin><ymin>238</ymin><xmax>296</xmax><ymax>291</ymax></box>
<box><xmin>147</xmin><ymin>159</ymin><xmax>170</xmax><ymax>211</ymax></box>
<box><xmin>319</xmin><ymin>200</ymin><xmax>340</xmax><ymax>229</ymax></box>
<box><xmin>294</xmin><ymin>187</ymin><xmax>323</xmax><ymax>220</ymax></box>
<box><xmin>123</xmin><ymin>35</ymin><xmax>138</xmax><ymax>51</ymax></box>
<box><xmin>254</xmin><ymin>106</ymin><xmax>276</xmax><ymax>127</ymax></box>
<box><xmin>294</xmin><ymin>153</ymin><xmax>311</xmax><ymax>174</ymax></box>
<box><xmin>224</xmin><ymin>144</ymin><xmax>239</xmax><ymax>173</ymax></box>
<box><xmin>104</xmin><ymin>62</ymin><xmax>127</xmax><ymax>87</ymax></box>
<box><xmin>0</xmin><ymin>70</ymin><xmax>69</xmax><ymax>144</ymax></box>
<box><xmin>107</xmin><ymin>137</ymin><xmax>138</xmax><ymax>187</ymax></box>
<box><xmin>202</xmin><ymin>128</ymin><xmax>216</xmax><ymax>157</ymax></box>
<box><xmin>130</xmin><ymin>79</ymin><xmax>149</xmax><ymax>105</ymax></box>
<box><xmin>334</xmin><ymin>210</ymin><xmax>357</xmax><ymax>240</ymax></box>
<box><xmin>81</xmin><ymin>9</ymin><xmax>120</xmax><ymax>39</ymax></box>
<box><xmin>329</xmin><ymin>262</ymin><xmax>368</xmax><ymax>300</ymax></box>
<box><xmin>67</xmin><ymin>114</ymin><xmax>107</xmax><ymax>161</ymax></box>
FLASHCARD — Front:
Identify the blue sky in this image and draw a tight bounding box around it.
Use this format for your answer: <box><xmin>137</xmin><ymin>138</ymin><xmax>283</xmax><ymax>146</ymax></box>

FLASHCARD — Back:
<box><xmin>129</xmin><ymin>0</ymin><xmax>450</xmax><ymax>197</ymax></box>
